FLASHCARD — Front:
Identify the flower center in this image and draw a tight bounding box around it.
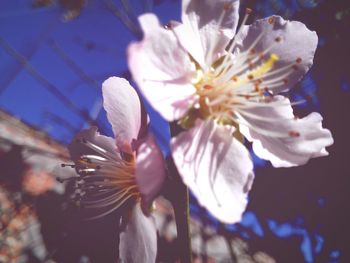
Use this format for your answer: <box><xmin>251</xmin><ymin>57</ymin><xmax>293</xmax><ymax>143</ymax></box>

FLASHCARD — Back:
<box><xmin>197</xmin><ymin>52</ymin><xmax>279</xmax><ymax>122</ymax></box>
<box><xmin>179</xmin><ymin>6</ymin><xmax>303</xmax><ymax>137</ymax></box>
<box><xmin>180</xmin><ymin>51</ymin><xmax>280</xmax><ymax>129</ymax></box>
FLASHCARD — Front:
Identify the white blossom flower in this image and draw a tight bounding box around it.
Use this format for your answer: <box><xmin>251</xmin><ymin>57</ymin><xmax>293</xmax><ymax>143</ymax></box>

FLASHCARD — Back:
<box><xmin>68</xmin><ymin>77</ymin><xmax>165</xmax><ymax>262</ymax></box>
<box><xmin>128</xmin><ymin>0</ymin><xmax>333</xmax><ymax>223</ymax></box>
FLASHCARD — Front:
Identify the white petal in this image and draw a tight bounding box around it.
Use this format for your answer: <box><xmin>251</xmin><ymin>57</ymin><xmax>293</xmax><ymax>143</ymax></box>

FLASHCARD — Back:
<box><xmin>128</xmin><ymin>14</ymin><xmax>197</xmax><ymax>121</ymax></box>
<box><xmin>171</xmin><ymin>120</ymin><xmax>254</xmax><ymax>223</ymax></box>
<box><xmin>235</xmin><ymin>16</ymin><xmax>318</xmax><ymax>93</ymax></box>
<box><xmin>238</xmin><ymin>96</ymin><xmax>334</xmax><ymax>167</ymax></box>
<box><xmin>177</xmin><ymin>0</ymin><xmax>240</xmax><ymax>68</ymax></box>
<box><xmin>136</xmin><ymin>134</ymin><xmax>166</xmax><ymax>213</ymax></box>
<box><xmin>119</xmin><ymin>203</ymin><xmax>157</xmax><ymax>263</ymax></box>
<box><xmin>102</xmin><ymin>77</ymin><xmax>141</xmax><ymax>151</ymax></box>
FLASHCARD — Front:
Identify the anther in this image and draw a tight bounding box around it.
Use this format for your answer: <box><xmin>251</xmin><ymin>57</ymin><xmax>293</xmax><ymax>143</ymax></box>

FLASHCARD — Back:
<box><xmin>232</xmin><ymin>76</ymin><xmax>238</xmax><ymax>82</ymax></box>
<box><xmin>289</xmin><ymin>131</ymin><xmax>300</xmax><ymax>138</ymax></box>
<box><xmin>275</xmin><ymin>37</ymin><xmax>281</xmax><ymax>43</ymax></box>
<box><xmin>224</xmin><ymin>2</ymin><xmax>233</xmax><ymax>11</ymax></box>
<box><xmin>296</xmin><ymin>57</ymin><xmax>302</xmax><ymax>64</ymax></box>
<box><xmin>248</xmin><ymin>74</ymin><xmax>254</xmax><ymax>80</ymax></box>
<box><xmin>245</xmin><ymin>8</ymin><xmax>253</xmax><ymax>14</ymax></box>
<box><xmin>283</xmin><ymin>79</ymin><xmax>289</xmax><ymax>84</ymax></box>
<box><xmin>306</xmin><ymin>95</ymin><xmax>313</xmax><ymax>102</ymax></box>
<box><xmin>164</xmin><ymin>21</ymin><xmax>177</xmax><ymax>30</ymax></box>
<box><xmin>204</xmin><ymin>84</ymin><xmax>213</xmax><ymax>90</ymax></box>
<box><xmin>268</xmin><ymin>17</ymin><xmax>275</xmax><ymax>25</ymax></box>
<box><xmin>249</xmin><ymin>48</ymin><xmax>256</xmax><ymax>55</ymax></box>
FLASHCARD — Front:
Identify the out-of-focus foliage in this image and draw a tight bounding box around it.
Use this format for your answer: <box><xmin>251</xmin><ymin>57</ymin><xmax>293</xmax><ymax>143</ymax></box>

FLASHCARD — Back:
<box><xmin>0</xmin><ymin>186</ymin><xmax>47</xmax><ymax>263</ymax></box>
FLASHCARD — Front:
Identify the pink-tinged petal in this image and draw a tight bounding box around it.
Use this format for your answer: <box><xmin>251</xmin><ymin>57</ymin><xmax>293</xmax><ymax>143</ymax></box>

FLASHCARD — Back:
<box><xmin>102</xmin><ymin>77</ymin><xmax>141</xmax><ymax>152</ymax></box>
<box><xmin>128</xmin><ymin>14</ymin><xmax>197</xmax><ymax>121</ymax></box>
<box><xmin>136</xmin><ymin>134</ymin><xmax>166</xmax><ymax>214</ymax></box>
<box><xmin>182</xmin><ymin>0</ymin><xmax>240</xmax><ymax>32</ymax></box>
<box><xmin>177</xmin><ymin>0</ymin><xmax>240</xmax><ymax>68</ymax></box>
<box><xmin>238</xmin><ymin>96</ymin><xmax>334</xmax><ymax>167</ymax></box>
<box><xmin>119</xmin><ymin>203</ymin><xmax>157</xmax><ymax>263</ymax></box>
<box><xmin>68</xmin><ymin>126</ymin><xmax>119</xmax><ymax>162</ymax></box>
<box><xmin>235</xmin><ymin>16</ymin><xmax>318</xmax><ymax>93</ymax></box>
<box><xmin>171</xmin><ymin>120</ymin><xmax>254</xmax><ymax>223</ymax></box>
<box><xmin>173</xmin><ymin>23</ymin><xmax>229</xmax><ymax>71</ymax></box>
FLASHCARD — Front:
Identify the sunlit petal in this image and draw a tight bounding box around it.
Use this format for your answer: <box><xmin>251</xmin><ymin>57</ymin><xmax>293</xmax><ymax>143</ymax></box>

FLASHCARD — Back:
<box><xmin>171</xmin><ymin>120</ymin><xmax>254</xmax><ymax>223</ymax></box>
<box><xmin>239</xmin><ymin>96</ymin><xmax>333</xmax><ymax>167</ymax></box>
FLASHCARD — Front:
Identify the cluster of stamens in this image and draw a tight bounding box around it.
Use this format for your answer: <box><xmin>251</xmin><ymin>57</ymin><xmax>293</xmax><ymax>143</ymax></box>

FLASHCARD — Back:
<box><xmin>180</xmin><ymin>6</ymin><xmax>303</xmax><ymax>139</ymax></box>
<box><xmin>60</xmin><ymin>138</ymin><xmax>139</xmax><ymax>218</ymax></box>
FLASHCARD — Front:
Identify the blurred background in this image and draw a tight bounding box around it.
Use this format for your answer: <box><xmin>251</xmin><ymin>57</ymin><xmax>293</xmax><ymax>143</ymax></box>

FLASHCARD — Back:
<box><xmin>0</xmin><ymin>0</ymin><xmax>349</xmax><ymax>262</ymax></box>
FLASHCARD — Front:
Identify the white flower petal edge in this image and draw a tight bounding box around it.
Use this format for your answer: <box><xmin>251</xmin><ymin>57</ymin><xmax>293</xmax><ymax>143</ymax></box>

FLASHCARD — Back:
<box><xmin>171</xmin><ymin>120</ymin><xmax>254</xmax><ymax>223</ymax></box>
<box><xmin>235</xmin><ymin>15</ymin><xmax>318</xmax><ymax>93</ymax></box>
<box><xmin>119</xmin><ymin>203</ymin><xmax>157</xmax><ymax>263</ymax></box>
<box><xmin>176</xmin><ymin>0</ymin><xmax>240</xmax><ymax>69</ymax></box>
<box><xmin>102</xmin><ymin>77</ymin><xmax>142</xmax><ymax>153</ymax></box>
<box><xmin>136</xmin><ymin>134</ymin><xmax>166</xmax><ymax>214</ymax></box>
<box><xmin>238</xmin><ymin>96</ymin><xmax>334</xmax><ymax>167</ymax></box>
<box><xmin>128</xmin><ymin>14</ymin><xmax>197</xmax><ymax>122</ymax></box>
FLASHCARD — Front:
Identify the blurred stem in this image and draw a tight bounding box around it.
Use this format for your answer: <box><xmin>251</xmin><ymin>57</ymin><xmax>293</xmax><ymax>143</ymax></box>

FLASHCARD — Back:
<box><xmin>219</xmin><ymin>224</ymin><xmax>238</xmax><ymax>263</ymax></box>
<box><xmin>174</xmin><ymin>183</ymin><xmax>191</xmax><ymax>263</ymax></box>
<box><xmin>105</xmin><ymin>0</ymin><xmax>142</xmax><ymax>38</ymax></box>
<box><xmin>167</xmin><ymin>122</ymin><xmax>192</xmax><ymax>263</ymax></box>
<box><xmin>224</xmin><ymin>233</ymin><xmax>237</xmax><ymax>263</ymax></box>
<box><xmin>167</xmin><ymin>158</ymin><xmax>192</xmax><ymax>263</ymax></box>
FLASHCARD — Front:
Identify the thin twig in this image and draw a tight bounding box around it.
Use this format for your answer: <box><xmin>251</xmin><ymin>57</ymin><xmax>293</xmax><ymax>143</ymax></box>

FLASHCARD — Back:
<box><xmin>0</xmin><ymin>17</ymin><xmax>58</xmax><ymax>95</ymax></box>
<box><xmin>0</xmin><ymin>37</ymin><xmax>94</xmax><ymax>124</ymax></box>
<box><xmin>48</xmin><ymin>39</ymin><xmax>100</xmax><ymax>90</ymax></box>
<box><xmin>105</xmin><ymin>0</ymin><xmax>142</xmax><ymax>38</ymax></box>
